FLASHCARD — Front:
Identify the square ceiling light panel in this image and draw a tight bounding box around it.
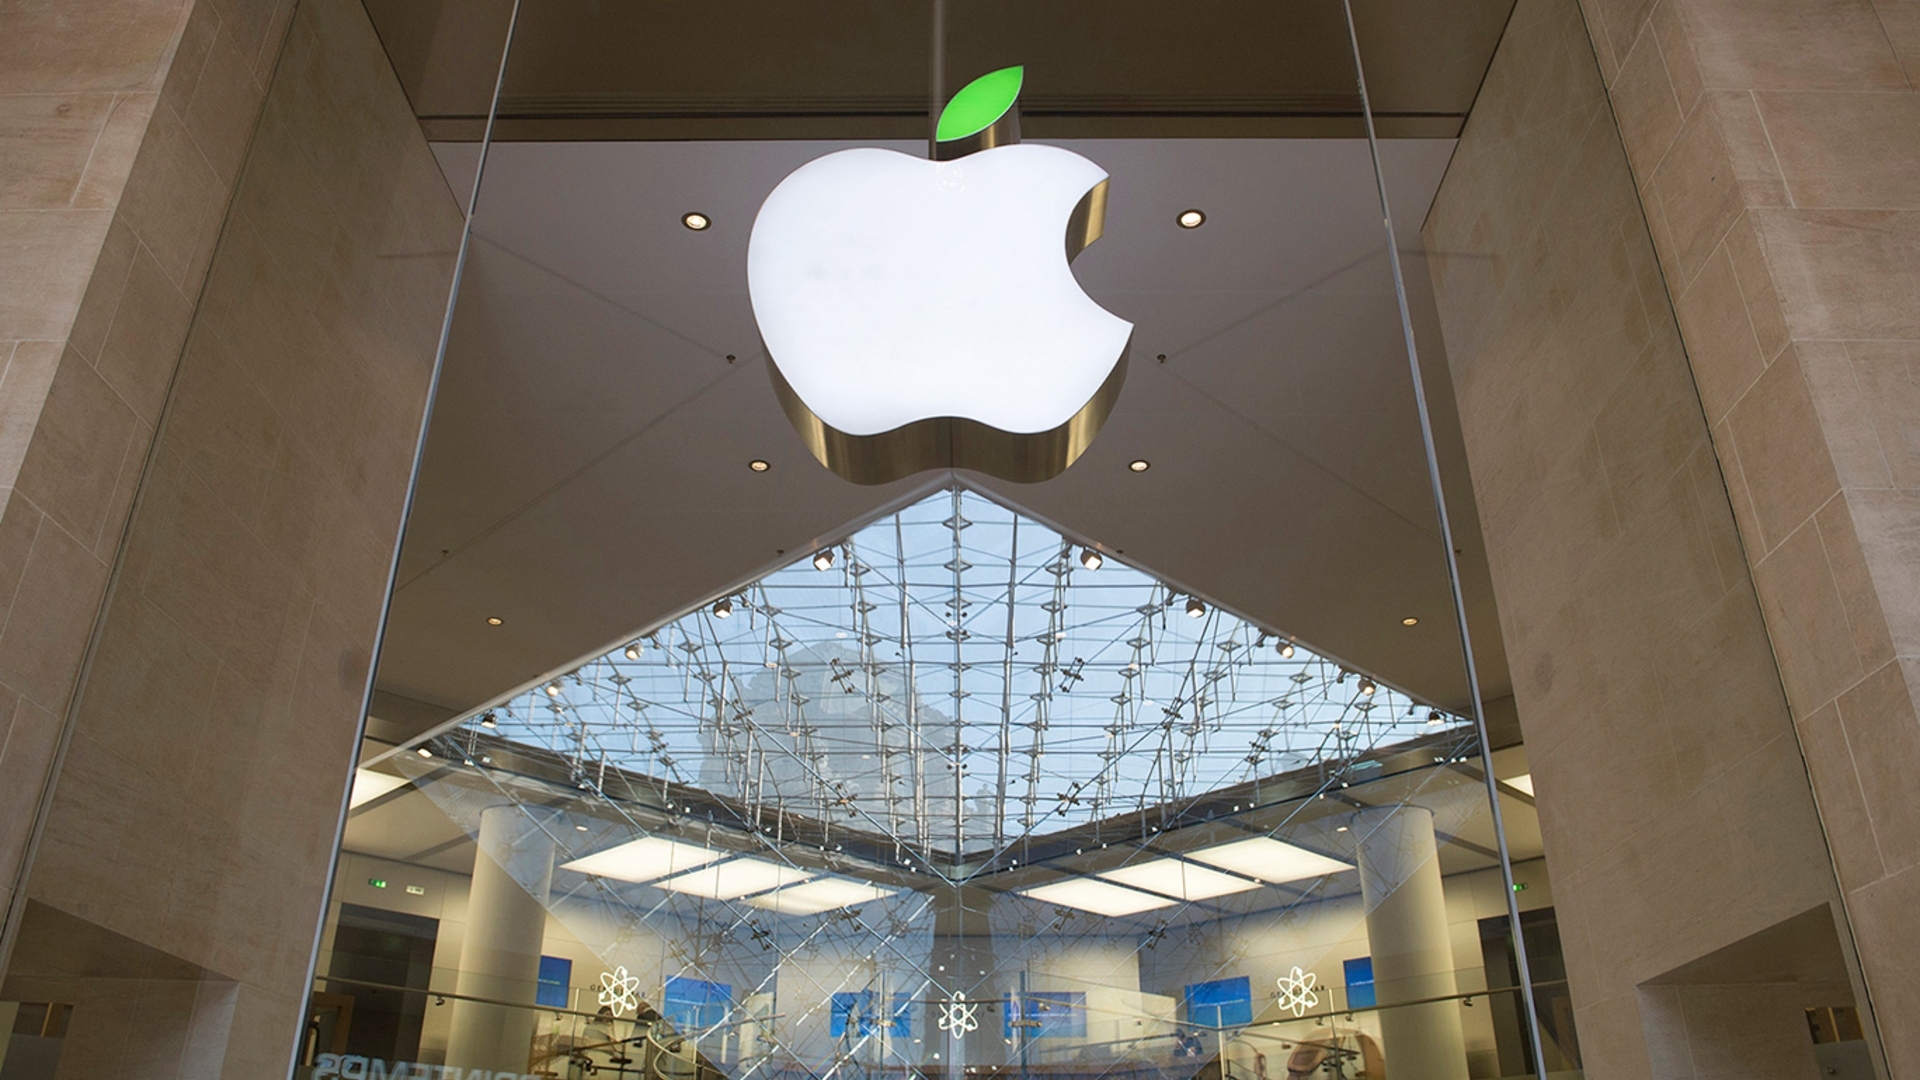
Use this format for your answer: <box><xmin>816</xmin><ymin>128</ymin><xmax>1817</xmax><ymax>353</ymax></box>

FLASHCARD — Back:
<box><xmin>748</xmin><ymin>878</ymin><xmax>898</xmax><ymax>915</ymax></box>
<box><xmin>1020</xmin><ymin>878</ymin><xmax>1179</xmax><ymax>917</ymax></box>
<box><xmin>1094</xmin><ymin>857</ymin><xmax>1263</xmax><ymax>902</ymax></box>
<box><xmin>657</xmin><ymin>857</ymin><xmax>815</xmax><ymax>900</ymax></box>
<box><xmin>1505</xmin><ymin>774</ymin><xmax>1535</xmax><ymax>796</ymax></box>
<box><xmin>349</xmin><ymin>769</ymin><xmax>409</xmax><ymax>808</ymax></box>
<box><xmin>561</xmin><ymin>837</ymin><xmax>723</xmax><ymax>883</ymax></box>
<box><xmin>1187</xmin><ymin>837</ymin><xmax>1351</xmax><ymax>884</ymax></box>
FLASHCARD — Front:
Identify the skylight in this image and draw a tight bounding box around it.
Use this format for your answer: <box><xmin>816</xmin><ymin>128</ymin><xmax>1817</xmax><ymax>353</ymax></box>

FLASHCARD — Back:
<box><xmin>472</xmin><ymin>487</ymin><xmax>1439</xmax><ymax>860</ymax></box>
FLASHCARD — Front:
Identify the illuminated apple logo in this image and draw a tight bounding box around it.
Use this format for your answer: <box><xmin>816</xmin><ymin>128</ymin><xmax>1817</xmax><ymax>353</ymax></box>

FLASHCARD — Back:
<box><xmin>748</xmin><ymin>66</ymin><xmax>1133</xmax><ymax>485</ymax></box>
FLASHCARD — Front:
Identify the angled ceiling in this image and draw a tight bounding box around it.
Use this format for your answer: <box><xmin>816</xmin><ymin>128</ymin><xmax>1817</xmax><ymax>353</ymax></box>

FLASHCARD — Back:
<box><xmin>369</xmin><ymin>135</ymin><xmax>1511</xmax><ymax>733</ymax></box>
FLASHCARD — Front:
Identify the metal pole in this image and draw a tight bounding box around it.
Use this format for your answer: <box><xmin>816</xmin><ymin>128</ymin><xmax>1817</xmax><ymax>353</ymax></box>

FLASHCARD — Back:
<box><xmin>1333</xmin><ymin>4</ymin><xmax>1553</xmax><ymax>1077</ymax></box>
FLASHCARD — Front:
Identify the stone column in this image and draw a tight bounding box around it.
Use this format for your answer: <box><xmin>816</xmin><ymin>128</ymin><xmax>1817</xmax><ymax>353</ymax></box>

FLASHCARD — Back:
<box><xmin>1355</xmin><ymin>805</ymin><xmax>1467</xmax><ymax>1080</ymax></box>
<box><xmin>446</xmin><ymin>806</ymin><xmax>558</xmax><ymax>1072</ymax></box>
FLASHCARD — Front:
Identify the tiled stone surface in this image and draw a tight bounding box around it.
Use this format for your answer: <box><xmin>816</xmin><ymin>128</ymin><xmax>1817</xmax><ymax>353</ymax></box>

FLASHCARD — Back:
<box><xmin>1555</xmin><ymin>0</ymin><xmax>1920</xmax><ymax>1069</ymax></box>
<box><xmin>1427</xmin><ymin>0</ymin><xmax>1857</xmax><ymax>1075</ymax></box>
<box><xmin>1</xmin><ymin>0</ymin><xmax>457</xmax><ymax>1076</ymax></box>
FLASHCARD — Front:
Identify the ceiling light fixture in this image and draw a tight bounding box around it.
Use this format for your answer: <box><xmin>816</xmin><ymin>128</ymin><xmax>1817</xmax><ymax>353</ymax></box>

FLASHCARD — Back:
<box><xmin>1358</xmin><ymin>678</ymin><xmax>1376</xmax><ymax>697</ymax></box>
<box><xmin>624</xmin><ymin>642</ymin><xmax>643</xmax><ymax>660</ymax></box>
<box><xmin>1185</xmin><ymin>596</ymin><xmax>1206</xmax><ymax>619</ymax></box>
<box><xmin>682</xmin><ymin>212</ymin><xmax>711</xmax><ymax>231</ymax></box>
<box><xmin>657</xmin><ymin>857</ymin><xmax>814</xmax><ymax>900</ymax></box>
<box><xmin>748</xmin><ymin>459</ymin><xmax>771</xmax><ymax>472</ymax></box>
<box><xmin>1177</xmin><ymin>209</ymin><xmax>1206</xmax><ymax>229</ymax></box>
<box><xmin>1402</xmin><ymin>616</ymin><xmax>1419</xmax><ymax>626</ymax></box>
<box><xmin>562</xmin><ymin>837</ymin><xmax>723</xmax><ymax>884</ymax></box>
<box><xmin>485</xmin><ymin>616</ymin><xmax>504</xmax><ymax>626</ymax></box>
<box><xmin>748</xmin><ymin>877</ymin><xmax>897</xmax><ymax>914</ymax></box>
<box><xmin>545</xmin><ymin>680</ymin><xmax>562</xmax><ymax>697</ymax></box>
<box><xmin>1187</xmin><ymin>837</ymin><xmax>1352</xmax><ymax>884</ymax></box>
<box><xmin>349</xmin><ymin>769</ymin><xmax>408</xmax><ymax>808</ymax></box>
<box><xmin>1079</xmin><ymin>548</ymin><xmax>1103</xmax><ymax>571</ymax></box>
<box><xmin>813</xmin><ymin>549</ymin><xmax>836</xmax><ymax>571</ymax></box>
<box><xmin>1019</xmin><ymin>878</ymin><xmax>1177</xmax><ymax>917</ymax></box>
<box><xmin>1095</xmin><ymin>858</ymin><xmax>1261</xmax><ymax>902</ymax></box>
<box><xmin>415</xmin><ymin>747</ymin><xmax>433</xmax><ymax>759</ymax></box>
<box><xmin>479</xmin><ymin>712</ymin><xmax>497</xmax><ymax>729</ymax></box>
<box><xmin>1128</xmin><ymin>459</ymin><xmax>1151</xmax><ymax>473</ymax></box>
<box><xmin>713</xmin><ymin>597</ymin><xmax>734</xmax><ymax>619</ymax></box>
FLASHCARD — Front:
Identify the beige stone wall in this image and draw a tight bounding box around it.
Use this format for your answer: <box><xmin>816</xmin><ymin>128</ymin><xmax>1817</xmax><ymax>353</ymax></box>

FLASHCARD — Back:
<box><xmin>0</xmin><ymin>0</ymin><xmax>291</xmax><ymax>944</ymax></box>
<box><xmin>1574</xmin><ymin>0</ymin><xmax>1920</xmax><ymax>1072</ymax></box>
<box><xmin>1</xmin><ymin>0</ymin><xmax>462</xmax><ymax>1074</ymax></box>
<box><xmin>1422</xmin><ymin>0</ymin><xmax>1859</xmax><ymax>1074</ymax></box>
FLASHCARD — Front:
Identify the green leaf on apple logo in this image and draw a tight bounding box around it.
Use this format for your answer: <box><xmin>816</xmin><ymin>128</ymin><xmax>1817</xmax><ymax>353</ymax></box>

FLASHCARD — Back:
<box><xmin>937</xmin><ymin>66</ymin><xmax>1024</xmax><ymax>143</ymax></box>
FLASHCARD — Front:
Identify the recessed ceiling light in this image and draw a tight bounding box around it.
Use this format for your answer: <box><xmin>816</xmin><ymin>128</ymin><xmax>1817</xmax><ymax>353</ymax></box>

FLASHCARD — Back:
<box><xmin>1020</xmin><ymin>878</ymin><xmax>1177</xmax><ymax>917</ymax></box>
<box><xmin>1095</xmin><ymin>858</ymin><xmax>1261</xmax><ymax>902</ymax></box>
<box><xmin>813</xmin><ymin>549</ymin><xmax>835</xmax><ymax>571</ymax></box>
<box><xmin>682</xmin><ymin>212</ymin><xmax>712</xmax><ymax>231</ymax></box>
<box><xmin>1079</xmin><ymin>547</ymin><xmax>1103</xmax><ymax>571</ymax></box>
<box><xmin>562</xmin><ymin>837</ymin><xmax>723</xmax><ymax>883</ymax></box>
<box><xmin>1187</xmin><ymin>837</ymin><xmax>1351</xmax><ymax>884</ymax></box>
<box><xmin>1402</xmin><ymin>616</ymin><xmax>1419</xmax><ymax>626</ymax></box>
<box><xmin>1177</xmin><ymin>209</ymin><xmax>1206</xmax><ymax>229</ymax></box>
<box><xmin>748</xmin><ymin>459</ymin><xmax>771</xmax><ymax>472</ymax></box>
<box><xmin>657</xmin><ymin>857</ymin><xmax>813</xmax><ymax>900</ymax></box>
<box><xmin>485</xmin><ymin>616</ymin><xmax>503</xmax><ymax>626</ymax></box>
<box><xmin>1128</xmin><ymin>459</ymin><xmax>1150</xmax><ymax>472</ymax></box>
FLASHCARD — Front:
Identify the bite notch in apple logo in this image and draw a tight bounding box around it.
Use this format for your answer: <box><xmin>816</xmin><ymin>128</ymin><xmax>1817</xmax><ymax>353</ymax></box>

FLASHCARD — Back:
<box><xmin>747</xmin><ymin>66</ymin><xmax>1134</xmax><ymax>485</ymax></box>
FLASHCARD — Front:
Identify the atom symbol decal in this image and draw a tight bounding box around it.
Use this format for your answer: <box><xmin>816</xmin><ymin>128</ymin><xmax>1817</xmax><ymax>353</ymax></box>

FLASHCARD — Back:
<box><xmin>936</xmin><ymin>997</ymin><xmax>980</xmax><ymax>1034</ymax></box>
<box><xmin>598</xmin><ymin>966</ymin><xmax>641</xmax><ymax>1016</ymax></box>
<box><xmin>1276</xmin><ymin>966</ymin><xmax>1319</xmax><ymax>1017</ymax></box>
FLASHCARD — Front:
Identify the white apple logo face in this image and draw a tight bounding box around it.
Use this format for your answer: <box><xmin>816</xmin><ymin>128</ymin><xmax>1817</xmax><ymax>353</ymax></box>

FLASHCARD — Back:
<box><xmin>747</xmin><ymin>143</ymin><xmax>1133</xmax><ymax>438</ymax></box>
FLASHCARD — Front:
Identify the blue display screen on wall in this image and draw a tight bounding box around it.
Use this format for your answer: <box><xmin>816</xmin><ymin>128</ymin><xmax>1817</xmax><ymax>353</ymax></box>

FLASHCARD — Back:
<box><xmin>1344</xmin><ymin>957</ymin><xmax>1376</xmax><ymax>1009</ymax></box>
<box><xmin>830</xmin><ymin>991</ymin><xmax>913</xmax><ymax>1037</ymax></box>
<box><xmin>1184</xmin><ymin>976</ymin><xmax>1252</xmax><ymax>1028</ymax></box>
<box><xmin>537</xmin><ymin>956</ymin><xmax>572</xmax><ymax>1009</ymax></box>
<box><xmin>663</xmin><ymin>976</ymin><xmax>732</xmax><ymax>1030</ymax></box>
<box><xmin>1003</xmin><ymin>991</ymin><xmax>1086</xmax><ymax>1038</ymax></box>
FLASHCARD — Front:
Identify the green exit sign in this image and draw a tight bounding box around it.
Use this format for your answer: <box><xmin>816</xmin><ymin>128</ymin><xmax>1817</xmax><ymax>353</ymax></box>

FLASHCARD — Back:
<box><xmin>368</xmin><ymin>878</ymin><xmax>388</xmax><ymax>889</ymax></box>
<box><xmin>1512</xmin><ymin>882</ymin><xmax>1529</xmax><ymax>892</ymax></box>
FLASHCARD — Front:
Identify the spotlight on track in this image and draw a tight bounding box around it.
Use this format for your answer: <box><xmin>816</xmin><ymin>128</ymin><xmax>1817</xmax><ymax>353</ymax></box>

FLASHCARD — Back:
<box><xmin>624</xmin><ymin>641</ymin><xmax>643</xmax><ymax>660</ymax></box>
<box><xmin>1185</xmin><ymin>596</ymin><xmax>1206</xmax><ymax>619</ymax></box>
<box><xmin>1279</xmin><ymin>641</ymin><xmax>1296</xmax><ymax>659</ymax></box>
<box><xmin>713</xmin><ymin>597</ymin><xmax>734</xmax><ymax>619</ymax></box>
<box><xmin>1079</xmin><ymin>548</ymin><xmax>1103</xmax><ymax>571</ymax></box>
<box><xmin>479</xmin><ymin>712</ymin><xmax>497</xmax><ymax>729</ymax></box>
<box><xmin>1359</xmin><ymin>678</ymin><xmax>1377</xmax><ymax>697</ymax></box>
<box><xmin>544</xmin><ymin>680</ymin><xmax>562</xmax><ymax>697</ymax></box>
<box><xmin>813</xmin><ymin>549</ymin><xmax>836</xmax><ymax>571</ymax></box>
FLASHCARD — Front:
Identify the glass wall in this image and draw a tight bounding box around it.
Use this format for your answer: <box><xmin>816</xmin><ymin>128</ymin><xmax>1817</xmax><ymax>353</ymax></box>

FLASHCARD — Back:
<box><xmin>310</xmin><ymin>3</ymin><xmax>1568</xmax><ymax>1080</ymax></box>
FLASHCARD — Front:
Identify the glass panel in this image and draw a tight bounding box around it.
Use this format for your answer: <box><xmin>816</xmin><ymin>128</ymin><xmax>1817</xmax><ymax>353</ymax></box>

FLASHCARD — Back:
<box><xmin>318</xmin><ymin>5</ymin><xmax>1570</xmax><ymax>1080</ymax></box>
